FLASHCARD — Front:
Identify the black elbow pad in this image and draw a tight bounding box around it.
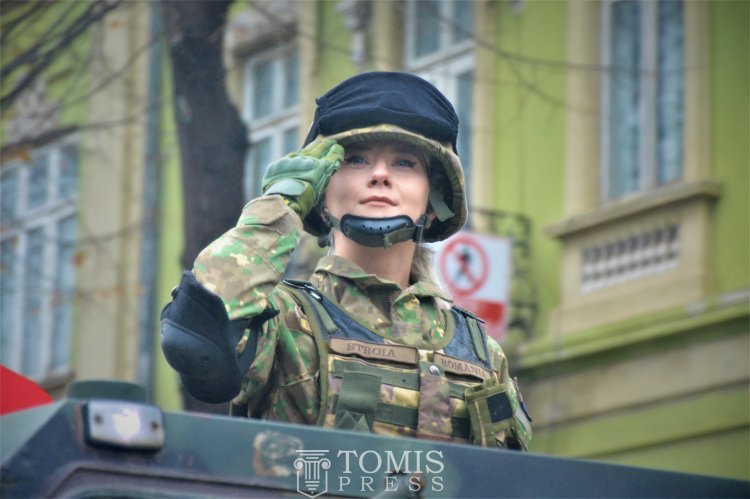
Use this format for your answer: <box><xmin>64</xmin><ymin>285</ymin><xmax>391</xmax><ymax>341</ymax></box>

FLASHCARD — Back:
<box><xmin>160</xmin><ymin>271</ymin><xmax>244</xmax><ymax>404</ymax></box>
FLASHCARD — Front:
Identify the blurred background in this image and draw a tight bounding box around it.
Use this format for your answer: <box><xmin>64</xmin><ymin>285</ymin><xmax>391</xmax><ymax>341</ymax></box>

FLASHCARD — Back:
<box><xmin>1</xmin><ymin>0</ymin><xmax>747</xmax><ymax>480</ymax></box>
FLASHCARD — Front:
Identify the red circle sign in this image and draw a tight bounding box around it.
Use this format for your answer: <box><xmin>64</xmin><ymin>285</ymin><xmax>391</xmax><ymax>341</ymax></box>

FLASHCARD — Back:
<box><xmin>438</xmin><ymin>236</ymin><xmax>489</xmax><ymax>297</ymax></box>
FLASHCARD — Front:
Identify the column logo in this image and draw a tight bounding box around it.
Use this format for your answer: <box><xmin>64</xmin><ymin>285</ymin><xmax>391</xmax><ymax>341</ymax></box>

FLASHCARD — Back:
<box><xmin>294</xmin><ymin>450</ymin><xmax>331</xmax><ymax>498</ymax></box>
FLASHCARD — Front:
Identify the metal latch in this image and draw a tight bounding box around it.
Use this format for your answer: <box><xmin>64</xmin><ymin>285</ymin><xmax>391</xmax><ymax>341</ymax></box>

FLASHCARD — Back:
<box><xmin>84</xmin><ymin>400</ymin><xmax>165</xmax><ymax>450</ymax></box>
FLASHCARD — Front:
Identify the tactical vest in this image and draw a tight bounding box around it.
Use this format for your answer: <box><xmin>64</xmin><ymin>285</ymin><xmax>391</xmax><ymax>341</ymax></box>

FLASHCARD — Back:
<box><xmin>279</xmin><ymin>279</ymin><xmax>523</xmax><ymax>448</ymax></box>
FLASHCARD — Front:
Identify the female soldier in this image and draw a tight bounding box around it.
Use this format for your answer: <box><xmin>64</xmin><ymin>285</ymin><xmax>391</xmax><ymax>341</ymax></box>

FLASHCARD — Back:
<box><xmin>161</xmin><ymin>72</ymin><xmax>531</xmax><ymax>450</ymax></box>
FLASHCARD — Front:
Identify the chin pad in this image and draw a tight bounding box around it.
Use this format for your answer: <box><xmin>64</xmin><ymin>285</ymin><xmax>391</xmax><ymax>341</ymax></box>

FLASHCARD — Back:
<box><xmin>335</xmin><ymin>214</ymin><xmax>426</xmax><ymax>248</ymax></box>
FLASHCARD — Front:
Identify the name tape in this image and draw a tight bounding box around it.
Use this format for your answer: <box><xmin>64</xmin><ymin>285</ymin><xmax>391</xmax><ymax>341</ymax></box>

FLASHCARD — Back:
<box><xmin>433</xmin><ymin>353</ymin><xmax>492</xmax><ymax>380</ymax></box>
<box><xmin>329</xmin><ymin>337</ymin><xmax>418</xmax><ymax>365</ymax></box>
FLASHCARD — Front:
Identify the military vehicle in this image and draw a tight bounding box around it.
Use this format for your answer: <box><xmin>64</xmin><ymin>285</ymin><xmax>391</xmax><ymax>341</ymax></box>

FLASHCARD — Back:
<box><xmin>2</xmin><ymin>380</ymin><xmax>747</xmax><ymax>498</ymax></box>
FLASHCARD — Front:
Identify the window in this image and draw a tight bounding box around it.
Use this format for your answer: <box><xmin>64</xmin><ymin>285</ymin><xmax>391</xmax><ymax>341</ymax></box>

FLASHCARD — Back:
<box><xmin>549</xmin><ymin>0</ymin><xmax>713</xmax><ymax>334</ymax></box>
<box><xmin>0</xmin><ymin>138</ymin><xmax>79</xmax><ymax>380</ymax></box>
<box><xmin>242</xmin><ymin>46</ymin><xmax>299</xmax><ymax>199</ymax></box>
<box><xmin>601</xmin><ymin>0</ymin><xmax>684</xmax><ymax>200</ymax></box>
<box><xmin>406</xmin><ymin>0</ymin><xmax>474</xmax><ymax>61</ymax></box>
<box><xmin>405</xmin><ymin>0</ymin><xmax>475</xmax><ymax>201</ymax></box>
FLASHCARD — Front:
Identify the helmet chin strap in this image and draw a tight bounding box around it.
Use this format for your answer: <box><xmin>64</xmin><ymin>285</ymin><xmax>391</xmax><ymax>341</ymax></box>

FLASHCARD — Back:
<box><xmin>326</xmin><ymin>214</ymin><xmax>427</xmax><ymax>249</ymax></box>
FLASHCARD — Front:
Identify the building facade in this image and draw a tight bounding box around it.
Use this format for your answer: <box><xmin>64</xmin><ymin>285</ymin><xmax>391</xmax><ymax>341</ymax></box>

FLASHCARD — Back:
<box><xmin>2</xmin><ymin>0</ymin><xmax>746</xmax><ymax>480</ymax></box>
<box><xmin>162</xmin><ymin>0</ymin><xmax>750</xmax><ymax>479</ymax></box>
<box><xmin>1</xmin><ymin>2</ymin><xmax>157</xmax><ymax>398</ymax></box>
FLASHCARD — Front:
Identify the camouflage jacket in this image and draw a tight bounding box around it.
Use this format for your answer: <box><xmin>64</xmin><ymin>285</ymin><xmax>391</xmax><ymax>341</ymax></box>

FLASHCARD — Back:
<box><xmin>193</xmin><ymin>195</ymin><xmax>531</xmax><ymax>449</ymax></box>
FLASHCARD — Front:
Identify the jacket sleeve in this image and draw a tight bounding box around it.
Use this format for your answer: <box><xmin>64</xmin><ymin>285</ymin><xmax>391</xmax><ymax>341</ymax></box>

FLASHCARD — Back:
<box><xmin>161</xmin><ymin>195</ymin><xmax>302</xmax><ymax>405</ymax></box>
<box><xmin>487</xmin><ymin>338</ymin><xmax>533</xmax><ymax>451</ymax></box>
<box><xmin>192</xmin><ymin>195</ymin><xmax>303</xmax><ymax>320</ymax></box>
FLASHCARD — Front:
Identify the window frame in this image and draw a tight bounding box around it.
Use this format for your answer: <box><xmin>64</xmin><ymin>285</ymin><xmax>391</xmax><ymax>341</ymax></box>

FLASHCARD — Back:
<box><xmin>600</xmin><ymin>0</ymin><xmax>685</xmax><ymax>201</ymax></box>
<box><xmin>404</xmin><ymin>0</ymin><xmax>475</xmax><ymax>68</ymax></box>
<box><xmin>404</xmin><ymin>0</ymin><xmax>476</xmax><ymax>202</ymax></box>
<box><xmin>242</xmin><ymin>44</ymin><xmax>300</xmax><ymax>199</ymax></box>
<box><xmin>547</xmin><ymin>0</ymin><xmax>713</xmax><ymax>335</ymax></box>
<box><xmin>1</xmin><ymin>136</ymin><xmax>79</xmax><ymax>381</ymax></box>
<box><xmin>410</xmin><ymin>55</ymin><xmax>475</xmax><ymax>193</ymax></box>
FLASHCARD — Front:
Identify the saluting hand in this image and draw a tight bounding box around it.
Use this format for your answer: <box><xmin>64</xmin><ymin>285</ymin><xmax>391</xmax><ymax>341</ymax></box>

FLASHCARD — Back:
<box><xmin>261</xmin><ymin>139</ymin><xmax>344</xmax><ymax>218</ymax></box>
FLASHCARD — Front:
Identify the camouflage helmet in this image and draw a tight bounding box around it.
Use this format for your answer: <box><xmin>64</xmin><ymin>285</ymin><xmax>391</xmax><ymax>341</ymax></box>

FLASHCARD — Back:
<box><xmin>302</xmin><ymin>72</ymin><xmax>468</xmax><ymax>243</ymax></box>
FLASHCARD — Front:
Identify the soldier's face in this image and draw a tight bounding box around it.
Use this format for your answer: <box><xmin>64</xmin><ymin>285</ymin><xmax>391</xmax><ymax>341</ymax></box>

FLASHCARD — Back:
<box><xmin>324</xmin><ymin>140</ymin><xmax>431</xmax><ymax>223</ymax></box>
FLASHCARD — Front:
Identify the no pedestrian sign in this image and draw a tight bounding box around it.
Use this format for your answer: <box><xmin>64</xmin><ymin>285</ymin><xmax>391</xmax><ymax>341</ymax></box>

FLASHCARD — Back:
<box><xmin>431</xmin><ymin>231</ymin><xmax>512</xmax><ymax>342</ymax></box>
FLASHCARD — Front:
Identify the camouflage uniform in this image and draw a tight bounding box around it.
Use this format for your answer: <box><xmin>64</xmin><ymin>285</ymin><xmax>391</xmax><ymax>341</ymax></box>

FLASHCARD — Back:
<box><xmin>193</xmin><ymin>194</ymin><xmax>531</xmax><ymax>450</ymax></box>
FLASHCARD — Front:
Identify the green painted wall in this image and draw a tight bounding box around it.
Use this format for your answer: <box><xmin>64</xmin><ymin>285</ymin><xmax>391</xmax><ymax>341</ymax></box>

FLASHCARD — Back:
<box><xmin>492</xmin><ymin>1</ymin><xmax>566</xmax><ymax>340</ymax></box>
<box><xmin>153</xmin><ymin>49</ymin><xmax>185</xmax><ymax>412</ymax></box>
<box><xmin>521</xmin><ymin>300</ymin><xmax>749</xmax><ymax>375</ymax></box>
<box><xmin>603</xmin><ymin>427</ymin><xmax>749</xmax><ymax>481</ymax></box>
<box><xmin>532</xmin><ymin>387</ymin><xmax>749</xmax><ymax>479</ymax></box>
<box><xmin>0</xmin><ymin>3</ymin><xmax>91</xmax><ymax>133</ymax></box>
<box><xmin>2</xmin><ymin>3</ymin><xmax>92</xmax><ymax>375</ymax></box>
<box><xmin>510</xmin><ymin>0</ymin><xmax>749</xmax><ymax>481</ymax></box>
<box><xmin>710</xmin><ymin>0</ymin><xmax>749</xmax><ymax>295</ymax></box>
<box><xmin>316</xmin><ymin>1</ymin><xmax>360</xmax><ymax>97</ymax></box>
<box><xmin>524</xmin><ymin>300</ymin><xmax>749</xmax><ymax>480</ymax></box>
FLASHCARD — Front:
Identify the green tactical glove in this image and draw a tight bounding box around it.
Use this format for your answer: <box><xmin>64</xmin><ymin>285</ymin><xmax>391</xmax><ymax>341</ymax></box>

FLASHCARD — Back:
<box><xmin>261</xmin><ymin>139</ymin><xmax>344</xmax><ymax>218</ymax></box>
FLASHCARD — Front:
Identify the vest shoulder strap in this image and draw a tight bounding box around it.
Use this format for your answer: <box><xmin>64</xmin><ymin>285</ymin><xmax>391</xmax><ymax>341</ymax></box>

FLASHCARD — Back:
<box><xmin>280</xmin><ymin>279</ymin><xmax>385</xmax><ymax>344</ymax></box>
<box><xmin>276</xmin><ymin>279</ymin><xmax>333</xmax><ymax>426</ymax></box>
<box><xmin>279</xmin><ymin>279</ymin><xmax>338</xmax><ymax>338</ymax></box>
<box><xmin>280</xmin><ymin>279</ymin><xmax>492</xmax><ymax>370</ymax></box>
<box><xmin>444</xmin><ymin>306</ymin><xmax>492</xmax><ymax>371</ymax></box>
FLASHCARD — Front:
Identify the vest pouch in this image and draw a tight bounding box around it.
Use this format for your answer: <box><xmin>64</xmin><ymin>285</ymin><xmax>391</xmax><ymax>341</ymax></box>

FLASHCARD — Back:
<box><xmin>416</xmin><ymin>362</ymin><xmax>452</xmax><ymax>441</ymax></box>
<box><xmin>334</xmin><ymin>371</ymin><xmax>382</xmax><ymax>433</ymax></box>
<box><xmin>464</xmin><ymin>379</ymin><xmax>514</xmax><ymax>447</ymax></box>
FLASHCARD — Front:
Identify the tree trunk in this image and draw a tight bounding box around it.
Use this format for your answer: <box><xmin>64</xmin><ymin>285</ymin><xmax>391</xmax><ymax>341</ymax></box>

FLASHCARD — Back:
<box><xmin>160</xmin><ymin>0</ymin><xmax>248</xmax><ymax>271</ymax></box>
<box><xmin>160</xmin><ymin>0</ymin><xmax>248</xmax><ymax>414</ymax></box>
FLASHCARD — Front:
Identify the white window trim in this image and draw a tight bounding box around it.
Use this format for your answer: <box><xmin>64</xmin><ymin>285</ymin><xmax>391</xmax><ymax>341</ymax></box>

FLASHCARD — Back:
<box><xmin>410</xmin><ymin>53</ymin><xmax>475</xmax><ymax>104</ymax></box>
<box><xmin>549</xmin><ymin>0</ymin><xmax>712</xmax><ymax>335</ymax></box>
<box><xmin>242</xmin><ymin>44</ymin><xmax>299</xmax><ymax>128</ymax></box>
<box><xmin>1</xmin><ymin>136</ymin><xmax>79</xmax><ymax>381</ymax></box>
<box><xmin>243</xmin><ymin>126</ymin><xmax>300</xmax><ymax>199</ymax></box>
<box><xmin>409</xmin><ymin>53</ymin><xmax>476</xmax><ymax>199</ymax></box>
<box><xmin>404</xmin><ymin>0</ymin><xmax>475</xmax><ymax>69</ymax></box>
<box><xmin>242</xmin><ymin>44</ymin><xmax>300</xmax><ymax>199</ymax></box>
<box><xmin>403</xmin><ymin>0</ymin><xmax>476</xmax><ymax>203</ymax></box>
<box><xmin>600</xmin><ymin>0</ymin><xmax>682</xmax><ymax>201</ymax></box>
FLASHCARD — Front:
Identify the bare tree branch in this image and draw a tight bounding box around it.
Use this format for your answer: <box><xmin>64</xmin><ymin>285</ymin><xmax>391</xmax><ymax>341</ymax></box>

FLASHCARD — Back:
<box><xmin>1</xmin><ymin>2</ymin><xmax>80</xmax><ymax>77</ymax></box>
<box><xmin>1</xmin><ymin>1</ymin><xmax>48</xmax><ymax>45</ymax></box>
<box><xmin>0</xmin><ymin>0</ymin><xmax>39</xmax><ymax>18</ymax></box>
<box><xmin>1</xmin><ymin>0</ymin><xmax>124</xmax><ymax>110</ymax></box>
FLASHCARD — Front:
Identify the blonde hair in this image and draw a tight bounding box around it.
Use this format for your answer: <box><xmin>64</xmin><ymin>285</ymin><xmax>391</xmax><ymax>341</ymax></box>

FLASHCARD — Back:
<box><xmin>409</xmin><ymin>244</ymin><xmax>447</xmax><ymax>292</ymax></box>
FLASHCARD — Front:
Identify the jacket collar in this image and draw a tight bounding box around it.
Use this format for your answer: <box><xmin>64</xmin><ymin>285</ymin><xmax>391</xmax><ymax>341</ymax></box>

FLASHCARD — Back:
<box><xmin>313</xmin><ymin>255</ymin><xmax>452</xmax><ymax>302</ymax></box>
